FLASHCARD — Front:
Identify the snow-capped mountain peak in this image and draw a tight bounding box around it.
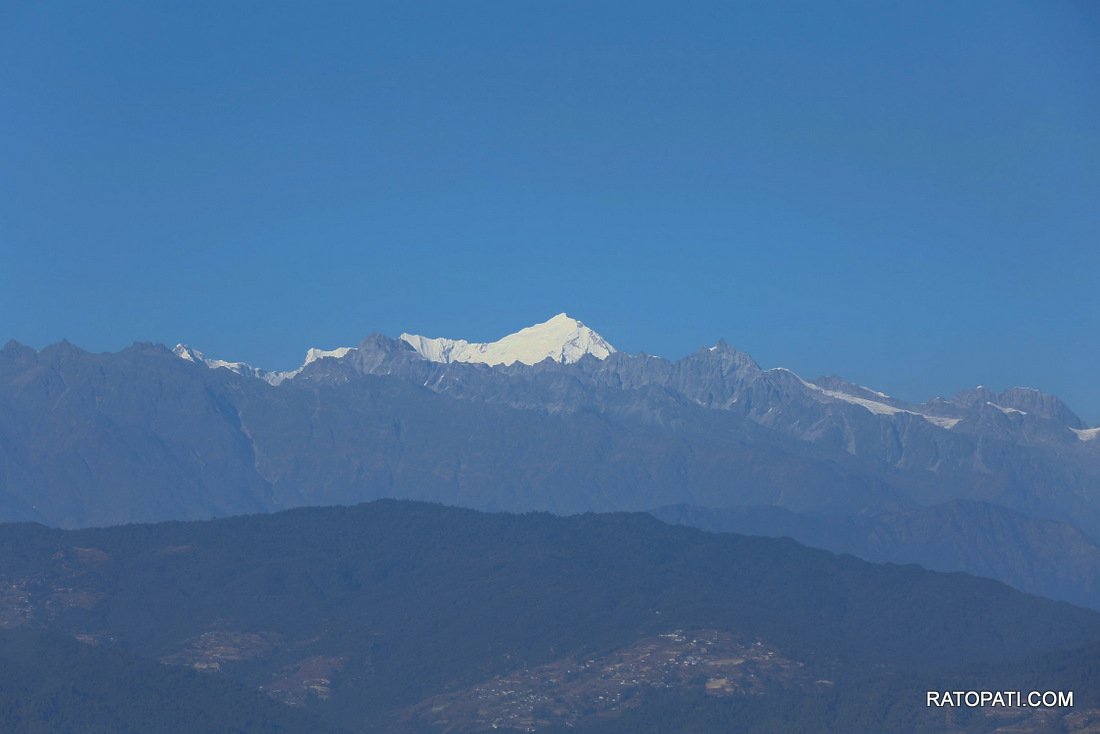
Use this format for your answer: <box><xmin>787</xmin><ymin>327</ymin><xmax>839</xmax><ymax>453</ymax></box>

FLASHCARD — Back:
<box><xmin>173</xmin><ymin>343</ymin><xmax>354</xmax><ymax>385</ymax></box>
<box><xmin>172</xmin><ymin>344</ymin><xmax>267</xmax><ymax>380</ymax></box>
<box><xmin>172</xmin><ymin>314</ymin><xmax>614</xmax><ymax>380</ymax></box>
<box><xmin>172</xmin><ymin>344</ymin><xmax>201</xmax><ymax>363</ymax></box>
<box><xmin>304</xmin><ymin>346</ymin><xmax>353</xmax><ymax>365</ymax></box>
<box><xmin>400</xmin><ymin>313</ymin><xmax>616</xmax><ymax>366</ymax></box>
<box><xmin>265</xmin><ymin>346</ymin><xmax>355</xmax><ymax>385</ymax></box>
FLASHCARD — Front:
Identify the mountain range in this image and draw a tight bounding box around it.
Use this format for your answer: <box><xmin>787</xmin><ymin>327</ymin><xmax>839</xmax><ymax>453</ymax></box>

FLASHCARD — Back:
<box><xmin>2</xmin><ymin>314</ymin><xmax>1099</xmax><ymax>610</ymax></box>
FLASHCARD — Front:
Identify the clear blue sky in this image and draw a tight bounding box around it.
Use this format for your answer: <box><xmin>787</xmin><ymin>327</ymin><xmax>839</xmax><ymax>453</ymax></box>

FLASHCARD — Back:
<box><xmin>2</xmin><ymin>1</ymin><xmax>1098</xmax><ymax>422</ymax></box>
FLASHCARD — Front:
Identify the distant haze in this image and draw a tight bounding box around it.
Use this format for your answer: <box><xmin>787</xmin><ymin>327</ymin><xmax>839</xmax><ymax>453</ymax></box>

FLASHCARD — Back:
<box><xmin>2</xmin><ymin>2</ymin><xmax>1097</xmax><ymax>422</ymax></box>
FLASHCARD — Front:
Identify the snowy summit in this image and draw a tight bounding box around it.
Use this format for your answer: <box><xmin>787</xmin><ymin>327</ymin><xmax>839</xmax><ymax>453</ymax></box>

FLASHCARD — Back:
<box><xmin>400</xmin><ymin>313</ymin><xmax>616</xmax><ymax>366</ymax></box>
<box><xmin>172</xmin><ymin>344</ymin><xmax>268</xmax><ymax>380</ymax></box>
<box><xmin>172</xmin><ymin>313</ymin><xmax>615</xmax><ymax>381</ymax></box>
<box><xmin>172</xmin><ymin>343</ymin><xmax>350</xmax><ymax>385</ymax></box>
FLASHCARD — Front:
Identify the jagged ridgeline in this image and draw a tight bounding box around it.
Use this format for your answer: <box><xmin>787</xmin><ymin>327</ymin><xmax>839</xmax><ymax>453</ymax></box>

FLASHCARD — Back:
<box><xmin>3</xmin><ymin>314</ymin><xmax>1100</xmax><ymax>613</ymax></box>
<box><xmin>1</xmin><ymin>501</ymin><xmax>1098</xmax><ymax>733</ymax></box>
<box><xmin>3</xmin><ymin>314</ymin><xmax>1098</xmax><ymax>532</ymax></box>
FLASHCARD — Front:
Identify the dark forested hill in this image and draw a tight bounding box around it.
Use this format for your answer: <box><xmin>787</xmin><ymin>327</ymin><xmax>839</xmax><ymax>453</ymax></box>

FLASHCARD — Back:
<box><xmin>0</xmin><ymin>501</ymin><xmax>1097</xmax><ymax>732</ymax></box>
<box><xmin>0</xmin><ymin>628</ymin><xmax>343</xmax><ymax>734</ymax></box>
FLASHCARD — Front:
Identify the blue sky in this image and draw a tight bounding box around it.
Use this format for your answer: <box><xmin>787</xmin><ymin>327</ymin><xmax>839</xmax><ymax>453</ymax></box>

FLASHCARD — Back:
<box><xmin>2</xmin><ymin>1</ymin><xmax>1098</xmax><ymax>421</ymax></box>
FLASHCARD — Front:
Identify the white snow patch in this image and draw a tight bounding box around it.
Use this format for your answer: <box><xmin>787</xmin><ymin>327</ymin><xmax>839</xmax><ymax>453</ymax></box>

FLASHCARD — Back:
<box><xmin>305</xmin><ymin>346</ymin><xmax>353</xmax><ymax>365</ymax></box>
<box><xmin>774</xmin><ymin>368</ymin><xmax>960</xmax><ymax>428</ymax></box>
<box><xmin>924</xmin><ymin>415</ymin><xmax>962</xmax><ymax>429</ymax></box>
<box><xmin>818</xmin><ymin>389</ymin><xmax>904</xmax><ymax>416</ymax></box>
<box><xmin>1071</xmin><ymin>427</ymin><xmax>1100</xmax><ymax>442</ymax></box>
<box><xmin>267</xmin><ymin>346</ymin><xmax>355</xmax><ymax>385</ymax></box>
<box><xmin>988</xmin><ymin>402</ymin><xmax>1027</xmax><ymax>416</ymax></box>
<box><xmin>400</xmin><ymin>313</ymin><xmax>615</xmax><ymax>366</ymax></box>
<box><xmin>174</xmin><ymin>344</ymin><xmax>198</xmax><ymax>362</ymax></box>
<box><xmin>173</xmin><ymin>343</ymin><xmax>355</xmax><ymax>385</ymax></box>
<box><xmin>172</xmin><ymin>344</ymin><xmax>265</xmax><ymax>379</ymax></box>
